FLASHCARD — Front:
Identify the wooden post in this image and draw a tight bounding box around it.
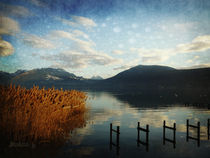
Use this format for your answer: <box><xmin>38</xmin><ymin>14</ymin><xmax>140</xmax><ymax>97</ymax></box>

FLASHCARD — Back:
<box><xmin>174</xmin><ymin>123</ymin><xmax>176</xmax><ymax>148</ymax></box>
<box><xmin>173</xmin><ymin>123</ymin><xmax>176</xmax><ymax>142</ymax></box>
<box><xmin>186</xmin><ymin>119</ymin><xmax>189</xmax><ymax>141</ymax></box>
<box><xmin>138</xmin><ymin>122</ymin><xmax>140</xmax><ymax>140</ymax></box>
<box><xmin>110</xmin><ymin>123</ymin><xmax>112</xmax><ymax>150</ymax></box>
<box><xmin>146</xmin><ymin>124</ymin><xmax>149</xmax><ymax>152</ymax></box>
<box><xmin>163</xmin><ymin>120</ymin><xmax>165</xmax><ymax>144</ymax></box>
<box><xmin>198</xmin><ymin>122</ymin><xmax>200</xmax><ymax>147</ymax></box>
<box><xmin>117</xmin><ymin>126</ymin><xmax>120</xmax><ymax>147</ymax></box>
<box><xmin>116</xmin><ymin>126</ymin><xmax>120</xmax><ymax>156</ymax></box>
<box><xmin>137</xmin><ymin>122</ymin><xmax>149</xmax><ymax>151</ymax></box>
<box><xmin>137</xmin><ymin>122</ymin><xmax>140</xmax><ymax>146</ymax></box>
<box><xmin>186</xmin><ymin>120</ymin><xmax>201</xmax><ymax>147</ymax></box>
<box><xmin>146</xmin><ymin>124</ymin><xmax>149</xmax><ymax>144</ymax></box>
<box><xmin>208</xmin><ymin>119</ymin><xmax>210</xmax><ymax>140</ymax></box>
<box><xmin>110</xmin><ymin>123</ymin><xmax>120</xmax><ymax>155</ymax></box>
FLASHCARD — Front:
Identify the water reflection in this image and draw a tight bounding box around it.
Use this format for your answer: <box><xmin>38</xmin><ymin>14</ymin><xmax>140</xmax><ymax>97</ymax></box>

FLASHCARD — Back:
<box><xmin>0</xmin><ymin>110</ymin><xmax>87</xmax><ymax>148</ymax></box>
<box><xmin>1</xmin><ymin>91</ymin><xmax>210</xmax><ymax>158</ymax></box>
<box><xmin>84</xmin><ymin>91</ymin><xmax>210</xmax><ymax>157</ymax></box>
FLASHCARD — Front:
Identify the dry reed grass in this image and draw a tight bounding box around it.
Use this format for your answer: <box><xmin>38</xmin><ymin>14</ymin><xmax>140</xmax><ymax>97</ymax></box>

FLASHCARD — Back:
<box><xmin>0</xmin><ymin>84</ymin><xmax>87</xmax><ymax>145</ymax></box>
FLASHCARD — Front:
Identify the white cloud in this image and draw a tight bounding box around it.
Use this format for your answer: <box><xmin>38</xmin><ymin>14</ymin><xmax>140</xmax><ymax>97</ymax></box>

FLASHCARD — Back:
<box><xmin>132</xmin><ymin>47</ymin><xmax>171</xmax><ymax>63</ymax></box>
<box><xmin>55</xmin><ymin>17</ymin><xmax>78</xmax><ymax>27</ymax></box>
<box><xmin>186</xmin><ymin>59</ymin><xmax>193</xmax><ymax>63</ymax></box>
<box><xmin>193</xmin><ymin>35</ymin><xmax>210</xmax><ymax>43</ymax></box>
<box><xmin>30</xmin><ymin>0</ymin><xmax>47</xmax><ymax>7</ymax></box>
<box><xmin>112</xmin><ymin>50</ymin><xmax>124</xmax><ymax>55</ymax></box>
<box><xmin>131</xmin><ymin>34</ymin><xmax>210</xmax><ymax>65</ymax></box>
<box><xmin>42</xmin><ymin>50</ymin><xmax>120</xmax><ymax>69</ymax></box>
<box><xmin>41</xmin><ymin>30</ymin><xmax>121</xmax><ymax>69</ymax></box>
<box><xmin>175</xmin><ymin>35</ymin><xmax>210</xmax><ymax>53</ymax></box>
<box><xmin>0</xmin><ymin>2</ymin><xmax>32</xmax><ymax>17</ymax></box>
<box><xmin>71</xmin><ymin>15</ymin><xmax>97</xmax><ymax>28</ymax></box>
<box><xmin>134</xmin><ymin>35</ymin><xmax>210</xmax><ymax>55</ymax></box>
<box><xmin>178</xmin><ymin>64</ymin><xmax>210</xmax><ymax>69</ymax></box>
<box><xmin>71</xmin><ymin>30</ymin><xmax>89</xmax><ymax>39</ymax></box>
<box><xmin>113</xmin><ymin>59</ymin><xmax>140</xmax><ymax>71</ymax></box>
<box><xmin>142</xmin><ymin>55</ymin><xmax>169</xmax><ymax>64</ymax></box>
<box><xmin>55</xmin><ymin>16</ymin><xmax>97</xmax><ymax>28</ymax></box>
<box><xmin>186</xmin><ymin>55</ymin><xmax>200</xmax><ymax>64</ymax></box>
<box><xmin>21</xmin><ymin>33</ymin><xmax>55</xmax><ymax>49</ymax></box>
<box><xmin>49</xmin><ymin>30</ymin><xmax>95</xmax><ymax>48</ymax></box>
<box><xmin>113</xmin><ymin>65</ymin><xmax>132</xmax><ymax>71</ymax></box>
<box><xmin>0</xmin><ymin>39</ymin><xmax>14</xmax><ymax>56</ymax></box>
<box><xmin>0</xmin><ymin>16</ymin><xmax>20</xmax><ymax>35</ymax></box>
<box><xmin>49</xmin><ymin>30</ymin><xmax>75</xmax><ymax>40</ymax></box>
<box><xmin>0</xmin><ymin>16</ymin><xmax>20</xmax><ymax>57</ymax></box>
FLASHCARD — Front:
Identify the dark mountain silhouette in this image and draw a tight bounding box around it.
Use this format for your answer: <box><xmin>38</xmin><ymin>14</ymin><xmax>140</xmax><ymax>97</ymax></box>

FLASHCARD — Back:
<box><xmin>0</xmin><ymin>71</ymin><xmax>12</xmax><ymax>85</ymax></box>
<box><xmin>11</xmin><ymin>69</ymin><xmax>27</xmax><ymax>76</ymax></box>
<box><xmin>8</xmin><ymin>68</ymin><xmax>85</xmax><ymax>88</ymax></box>
<box><xmin>102</xmin><ymin>65</ymin><xmax>210</xmax><ymax>105</ymax></box>
<box><xmin>104</xmin><ymin>65</ymin><xmax>210</xmax><ymax>90</ymax></box>
<box><xmin>0</xmin><ymin>65</ymin><xmax>210</xmax><ymax>93</ymax></box>
<box><xmin>12</xmin><ymin>68</ymin><xmax>79</xmax><ymax>81</ymax></box>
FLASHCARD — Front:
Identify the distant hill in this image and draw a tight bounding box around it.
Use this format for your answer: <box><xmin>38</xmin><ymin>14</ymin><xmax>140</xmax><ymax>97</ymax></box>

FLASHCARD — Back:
<box><xmin>12</xmin><ymin>68</ymin><xmax>79</xmax><ymax>82</ymax></box>
<box><xmin>0</xmin><ymin>68</ymin><xmax>85</xmax><ymax>88</ymax></box>
<box><xmin>105</xmin><ymin>65</ymin><xmax>210</xmax><ymax>90</ymax></box>
<box><xmin>0</xmin><ymin>71</ymin><xmax>12</xmax><ymax>85</ymax></box>
<box><xmin>11</xmin><ymin>70</ymin><xmax>27</xmax><ymax>76</ymax></box>
<box><xmin>107</xmin><ymin>65</ymin><xmax>176</xmax><ymax>81</ymax></box>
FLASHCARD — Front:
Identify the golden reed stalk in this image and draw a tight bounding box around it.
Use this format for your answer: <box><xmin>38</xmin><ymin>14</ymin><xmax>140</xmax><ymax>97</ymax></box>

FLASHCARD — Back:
<box><xmin>0</xmin><ymin>84</ymin><xmax>87</xmax><ymax>145</ymax></box>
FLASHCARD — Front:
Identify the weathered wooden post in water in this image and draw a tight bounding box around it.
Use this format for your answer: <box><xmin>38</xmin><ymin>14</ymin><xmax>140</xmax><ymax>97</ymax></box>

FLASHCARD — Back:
<box><xmin>137</xmin><ymin>122</ymin><xmax>149</xmax><ymax>151</ymax></box>
<box><xmin>163</xmin><ymin>120</ymin><xmax>176</xmax><ymax>148</ymax></box>
<box><xmin>198</xmin><ymin>122</ymin><xmax>200</xmax><ymax>144</ymax></box>
<box><xmin>110</xmin><ymin>123</ymin><xmax>120</xmax><ymax>155</ymax></box>
<box><xmin>186</xmin><ymin>119</ymin><xmax>200</xmax><ymax>147</ymax></box>
<box><xmin>187</xmin><ymin>119</ymin><xmax>189</xmax><ymax>141</ymax></box>
<box><xmin>207</xmin><ymin>119</ymin><xmax>210</xmax><ymax>140</ymax></box>
<box><xmin>110</xmin><ymin>123</ymin><xmax>112</xmax><ymax>150</ymax></box>
<box><xmin>117</xmin><ymin>126</ymin><xmax>120</xmax><ymax>148</ymax></box>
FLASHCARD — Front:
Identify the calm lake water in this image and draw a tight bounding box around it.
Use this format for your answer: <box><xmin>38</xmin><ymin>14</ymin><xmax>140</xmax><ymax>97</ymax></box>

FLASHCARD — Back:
<box><xmin>1</xmin><ymin>91</ymin><xmax>210</xmax><ymax>158</ymax></box>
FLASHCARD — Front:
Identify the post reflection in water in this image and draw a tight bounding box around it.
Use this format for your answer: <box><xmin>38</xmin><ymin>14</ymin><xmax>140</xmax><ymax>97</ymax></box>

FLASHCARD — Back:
<box><xmin>109</xmin><ymin>123</ymin><xmax>120</xmax><ymax>156</ymax></box>
<box><xmin>186</xmin><ymin>119</ymin><xmax>200</xmax><ymax>147</ymax></box>
<box><xmin>137</xmin><ymin>122</ymin><xmax>149</xmax><ymax>152</ymax></box>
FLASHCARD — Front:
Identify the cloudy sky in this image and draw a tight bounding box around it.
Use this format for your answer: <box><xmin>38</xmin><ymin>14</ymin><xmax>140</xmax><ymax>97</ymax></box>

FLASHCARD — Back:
<box><xmin>0</xmin><ymin>0</ymin><xmax>210</xmax><ymax>78</ymax></box>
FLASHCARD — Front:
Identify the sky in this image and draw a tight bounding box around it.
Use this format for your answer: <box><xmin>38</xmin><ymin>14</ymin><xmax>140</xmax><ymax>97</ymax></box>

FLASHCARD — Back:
<box><xmin>0</xmin><ymin>0</ymin><xmax>210</xmax><ymax>78</ymax></box>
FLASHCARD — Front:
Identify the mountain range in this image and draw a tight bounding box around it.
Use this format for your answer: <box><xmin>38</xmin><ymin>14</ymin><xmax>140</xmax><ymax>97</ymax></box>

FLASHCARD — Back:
<box><xmin>1</xmin><ymin>65</ymin><xmax>210</xmax><ymax>93</ymax></box>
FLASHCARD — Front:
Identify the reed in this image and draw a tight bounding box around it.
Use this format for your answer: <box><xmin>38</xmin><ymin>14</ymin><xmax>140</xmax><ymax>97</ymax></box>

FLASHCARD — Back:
<box><xmin>0</xmin><ymin>84</ymin><xmax>87</xmax><ymax>145</ymax></box>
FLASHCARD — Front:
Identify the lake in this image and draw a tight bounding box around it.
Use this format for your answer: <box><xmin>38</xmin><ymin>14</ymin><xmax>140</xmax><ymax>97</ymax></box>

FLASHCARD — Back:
<box><xmin>1</xmin><ymin>91</ymin><xmax>210</xmax><ymax>158</ymax></box>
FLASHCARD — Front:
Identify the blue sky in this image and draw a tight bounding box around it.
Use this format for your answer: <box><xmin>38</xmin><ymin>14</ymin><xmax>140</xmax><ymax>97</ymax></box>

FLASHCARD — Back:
<box><xmin>0</xmin><ymin>0</ymin><xmax>210</xmax><ymax>78</ymax></box>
